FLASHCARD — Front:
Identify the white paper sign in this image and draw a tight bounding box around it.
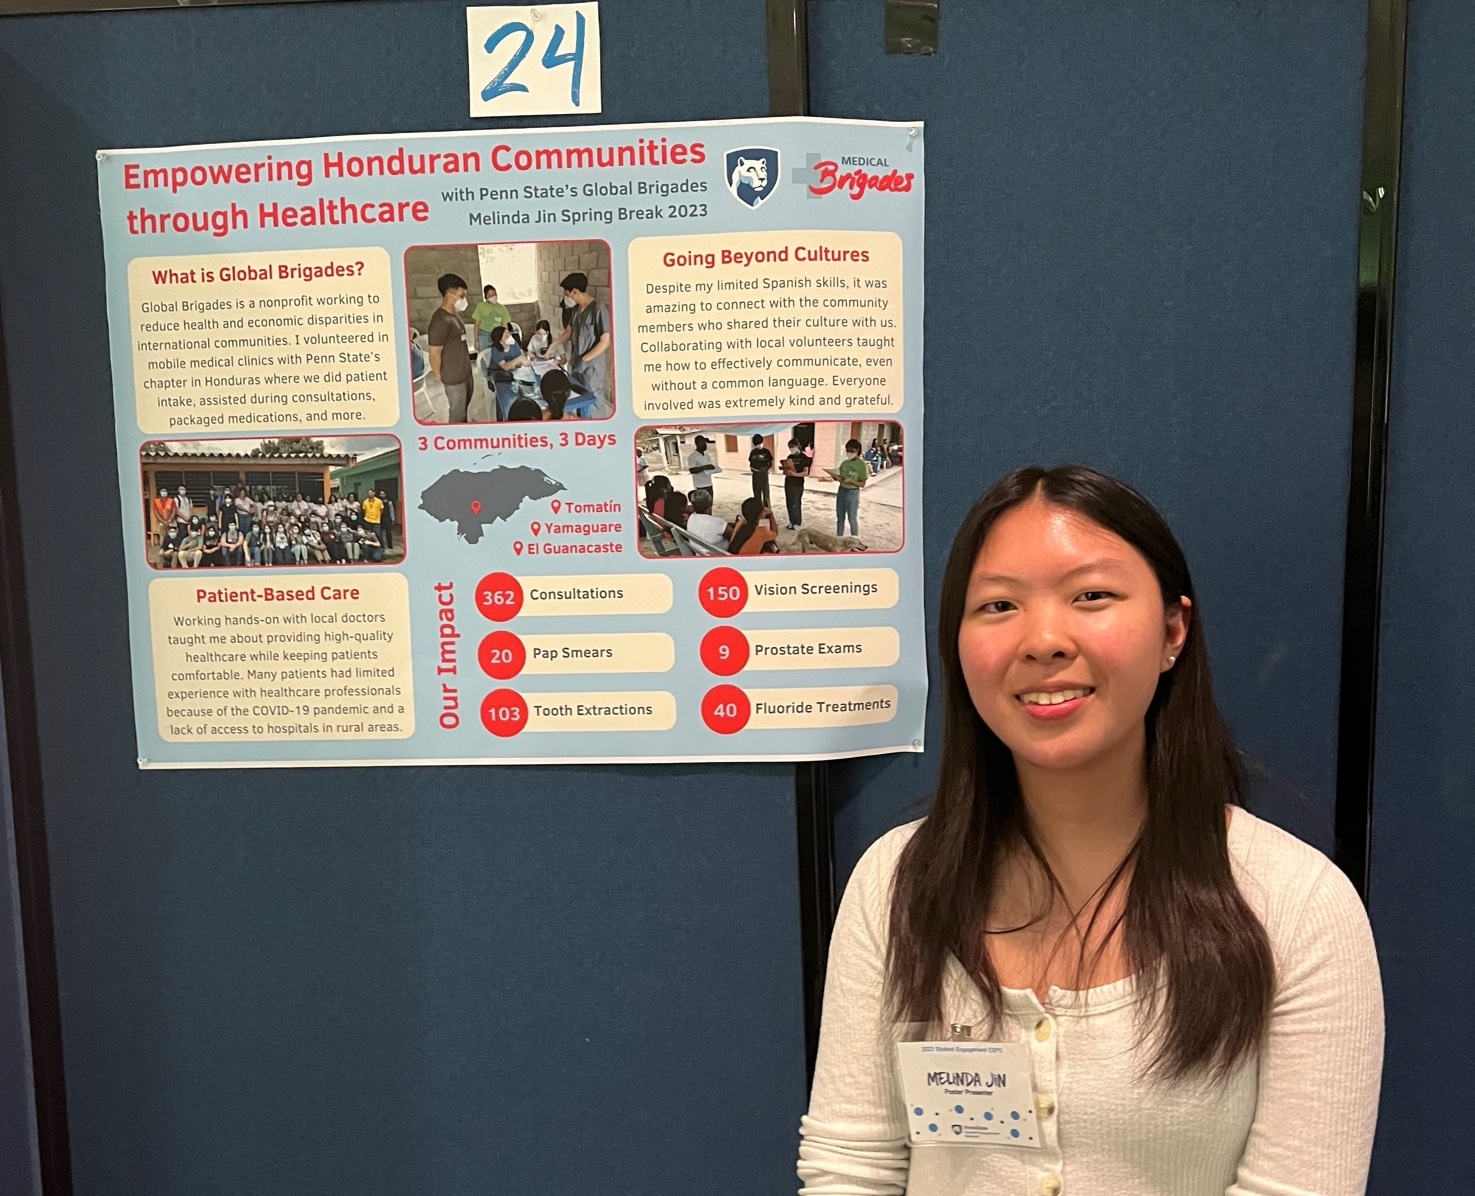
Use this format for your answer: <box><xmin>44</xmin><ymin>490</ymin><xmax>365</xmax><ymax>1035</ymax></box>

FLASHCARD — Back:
<box><xmin>894</xmin><ymin>1042</ymin><xmax>1041</xmax><ymax>1148</ymax></box>
<box><xmin>467</xmin><ymin>4</ymin><xmax>602</xmax><ymax>118</ymax></box>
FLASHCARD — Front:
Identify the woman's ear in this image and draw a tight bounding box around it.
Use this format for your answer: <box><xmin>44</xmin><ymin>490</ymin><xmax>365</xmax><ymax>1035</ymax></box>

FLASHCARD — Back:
<box><xmin>1164</xmin><ymin>596</ymin><xmax>1192</xmax><ymax>669</ymax></box>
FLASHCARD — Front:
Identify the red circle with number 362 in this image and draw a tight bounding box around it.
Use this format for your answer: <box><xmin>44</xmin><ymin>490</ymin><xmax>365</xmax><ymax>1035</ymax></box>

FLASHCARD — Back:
<box><xmin>475</xmin><ymin>572</ymin><xmax>524</xmax><ymax>622</ymax></box>
<box><xmin>698</xmin><ymin>567</ymin><xmax>748</xmax><ymax>618</ymax></box>
<box><xmin>701</xmin><ymin>684</ymin><xmax>751</xmax><ymax>734</ymax></box>
<box><xmin>700</xmin><ymin>626</ymin><xmax>750</xmax><ymax>676</ymax></box>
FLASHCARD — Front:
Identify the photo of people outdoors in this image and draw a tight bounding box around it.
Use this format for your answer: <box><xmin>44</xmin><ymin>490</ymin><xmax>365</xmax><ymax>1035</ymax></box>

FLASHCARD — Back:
<box><xmin>141</xmin><ymin>436</ymin><xmax>404</xmax><ymax>570</ymax></box>
<box><xmin>406</xmin><ymin>240</ymin><xmax>614</xmax><ymax>424</ymax></box>
<box><xmin>635</xmin><ymin>422</ymin><xmax>904</xmax><ymax>558</ymax></box>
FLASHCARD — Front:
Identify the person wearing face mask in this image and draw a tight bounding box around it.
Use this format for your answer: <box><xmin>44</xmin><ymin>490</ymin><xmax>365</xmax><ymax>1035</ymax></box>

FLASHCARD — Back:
<box><xmin>174</xmin><ymin>486</ymin><xmax>192</xmax><ymax>524</ymax></box>
<box><xmin>780</xmin><ymin>437</ymin><xmax>810</xmax><ymax>530</ymax></box>
<box><xmin>158</xmin><ymin>518</ymin><xmax>183</xmax><ymax>568</ymax></box>
<box><xmin>798</xmin><ymin>465</ymin><xmax>1383</xmax><ymax>1196</ymax></box>
<box><xmin>177</xmin><ymin>520</ymin><xmax>204</xmax><ymax>568</ymax></box>
<box><xmin>825</xmin><ymin>437</ymin><xmax>869</xmax><ymax>537</ymax></box>
<box><xmin>244</xmin><ymin>522</ymin><xmax>264</xmax><ymax>567</ymax></box>
<box><xmin>200</xmin><ymin>522</ymin><xmax>224</xmax><ymax>567</ymax></box>
<box><xmin>471</xmin><ymin>284</ymin><xmax>511</xmax><ymax>353</ymax></box>
<box><xmin>221</xmin><ymin>521</ymin><xmax>244</xmax><ymax>566</ymax></box>
<box><xmin>527</xmin><ymin>319</ymin><xmax>553</xmax><ymax>358</ymax></box>
<box><xmin>151</xmin><ymin>488</ymin><xmax>177</xmax><ymax>548</ymax></box>
<box><xmin>548</xmin><ymin>272</ymin><xmax>613</xmax><ymax>419</ymax></box>
<box><xmin>428</xmin><ymin>272</ymin><xmax>474</xmax><ymax>423</ymax></box>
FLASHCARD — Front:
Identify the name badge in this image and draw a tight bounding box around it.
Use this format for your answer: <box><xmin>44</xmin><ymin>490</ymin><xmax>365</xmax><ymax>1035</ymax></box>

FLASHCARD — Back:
<box><xmin>894</xmin><ymin>1041</ymin><xmax>1040</xmax><ymax>1148</ymax></box>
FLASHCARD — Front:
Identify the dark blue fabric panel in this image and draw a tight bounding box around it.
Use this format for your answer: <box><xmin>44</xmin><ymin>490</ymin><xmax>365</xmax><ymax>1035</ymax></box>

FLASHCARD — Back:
<box><xmin>0</xmin><ymin>678</ymin><xmax>41</xmax><ymax>1195</ymax></box>
<box><xmin>808</xmin><ymin>0</ymin><xmax>1365</xmax><ymax>875</ymax></box>
<box><xmin>1368</xmin><ymin>1</ymin><xmax>1475</xmax><ymax>1190</ymax></box>
<box><xmin>0</xmin><ymin>3</ymin><xmax>806</xmax><ymax>1194</ymax></box>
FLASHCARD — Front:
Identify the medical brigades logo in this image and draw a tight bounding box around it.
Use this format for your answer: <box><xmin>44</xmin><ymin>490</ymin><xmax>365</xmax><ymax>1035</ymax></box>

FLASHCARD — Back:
<box><xmin>724</xmin><ymin>147</ymin><xmax>780</xmax><ymax>208</ymax></box>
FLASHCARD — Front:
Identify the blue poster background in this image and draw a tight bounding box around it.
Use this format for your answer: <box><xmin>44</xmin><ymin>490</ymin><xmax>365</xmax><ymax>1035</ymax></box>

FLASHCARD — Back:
<box><xmin>98</xmin><ymin>116</ymin><xmax>926</xmax><ymax>767</ymax></box>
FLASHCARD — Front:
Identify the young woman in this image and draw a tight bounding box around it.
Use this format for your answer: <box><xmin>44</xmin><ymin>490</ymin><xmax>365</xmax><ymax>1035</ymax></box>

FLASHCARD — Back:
<box><xmin>728</xmin><ymin>497</ymin><xmax>779</xmax><ymax>556</ymax></box>
<box><xmin>780</xmin><ymin>437</ymin><xmax>810</xmax><ymax>530</ymax></box>
<box><xmin>528</xmin><ymin>319</ymin><xmax>553</xmax><ymax>358</ymax></box>
<box><xmin>645</xmin><ymin>475</ymin><xmax>672</xmax><ymax>520</ymax></box>
<box><xmin>798</xmin><ymin>465</ymin><xmax>1382</xmax><ymax>1196</ymax></box>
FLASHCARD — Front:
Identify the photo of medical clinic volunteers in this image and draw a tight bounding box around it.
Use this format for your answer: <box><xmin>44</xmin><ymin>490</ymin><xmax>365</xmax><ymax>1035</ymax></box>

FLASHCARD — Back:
<box><xmin>141</xmin><ymin>436</ymin><xmax>403</xmax><ymax>569</ymax></box>
<box><xmin>406</xmin><ymin>240</ymin><xmax>614</xmax><ymax>424</ymax></box>
<box><xmin>636</xmin><ymin>422</ymin><xmax>903</xmax><ymax>558</ymax></box>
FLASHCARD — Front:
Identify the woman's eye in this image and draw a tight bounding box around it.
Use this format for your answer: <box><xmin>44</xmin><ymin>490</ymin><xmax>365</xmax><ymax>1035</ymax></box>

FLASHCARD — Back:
<box><xmin>978</xmin><ymin>600</ymin><xmax>1015</xmax><ymax>615</ymax></box>
<box><xmin>1076</xmin><ymin>591</ymin><xmax>1115</xmax><ymax>604</ymax></box>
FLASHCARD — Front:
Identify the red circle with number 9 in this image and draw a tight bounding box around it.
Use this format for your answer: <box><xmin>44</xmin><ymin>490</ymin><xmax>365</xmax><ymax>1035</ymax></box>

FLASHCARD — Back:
<box><xmin>475</xmin><ymin>572</ymin><xmax>524</xmax><ymax>622</ymax></box>
<box><xmin>480</xmin><ymin>688</ymin><xmax>529</xmax><ymax>737</ymax></box>
<box><xmin>701</xmin><ymin>684</ymin><xmax>751</xmax><ymax>734</ymax></box>
<box><xmin>698</xmin><ymin>567</ymin><xmax>748</xmax><ymax>618</ymax></box>
<box><xmin>700</xmin><ymin>626</ymin><xmax>750</xmax><ymax>676</ymax></box>
<box><xmin>478</xmin><ymin>631</ymin><xmax>526</xmax><ymax>680</ymax></box>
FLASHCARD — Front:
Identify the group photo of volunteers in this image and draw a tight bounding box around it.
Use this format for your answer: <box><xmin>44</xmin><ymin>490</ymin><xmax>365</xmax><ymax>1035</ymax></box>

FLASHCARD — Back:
<box><xmin>141</xmin><ymin>437</ymin><xmax>404</xmax><ymax>570</ymax></box>
<box><xmin>635</xmin><ymin>421</ymin><xmax>904</xmax><ymax>558</ymax></box>
<box><xmin>406</xmin><ymin>239</ymin><xmax>614</xmax><ymax>424</ymax></box>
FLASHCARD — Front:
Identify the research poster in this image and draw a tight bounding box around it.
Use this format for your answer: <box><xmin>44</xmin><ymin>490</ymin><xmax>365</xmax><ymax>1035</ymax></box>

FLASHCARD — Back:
<box><xmin>98</xmin><ymin>117</ymin><xmax>927</xmax><ymax>767</ymax></box>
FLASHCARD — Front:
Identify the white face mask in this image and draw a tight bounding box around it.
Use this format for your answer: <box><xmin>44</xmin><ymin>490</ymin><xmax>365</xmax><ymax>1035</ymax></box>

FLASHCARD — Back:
<box><xmin>847</xmin><ymin>451</ymin><xmax>860</xmax><ymax>459</ymax></box>
<box><xmin>561</xmin><ymin>295</ymin><xmax>574</xmax><ymax>308</ymax></box>
<box><xmin>453</xmin><ymin>296</ymin><xmax>469</xmax><ymax>312</ymax></box>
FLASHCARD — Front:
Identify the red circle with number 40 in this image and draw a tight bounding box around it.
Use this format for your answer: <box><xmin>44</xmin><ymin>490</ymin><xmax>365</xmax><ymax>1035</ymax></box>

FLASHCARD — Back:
<box><xmin>698</xmin><ymin>567</ymin><xmax>748</xmax><ymax>618</ymax></box>
<box><xmin>700</xmin><ymin>626</ymin><xmax>750</xmax><ymax>676</ymax></box>
<box><xmin>701</xmin><ymin>684</ymin><xmax>751</xmax><ymax>734</ymax></box>
<box><xmin>480</xmin><ymin>689</ymin><xmax>529</xmax><ymax>737</ymax></box>
<box><xmin>475</xmin><ymin>572</ymin><xmax>524</xmax><ymax>622</ymax></box>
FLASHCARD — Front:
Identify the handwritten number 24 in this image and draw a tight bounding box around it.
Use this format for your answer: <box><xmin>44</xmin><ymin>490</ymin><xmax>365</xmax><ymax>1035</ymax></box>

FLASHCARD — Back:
<box><xmin>481</xmin><ymin>12</ymin><xmax>587</xmax><ymax>106</ymax></box>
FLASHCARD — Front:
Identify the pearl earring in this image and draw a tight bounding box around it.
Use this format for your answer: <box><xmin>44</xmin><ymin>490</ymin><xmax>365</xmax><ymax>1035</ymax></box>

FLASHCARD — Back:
<box><xmin>1168</xmin><ymin>655</ymin><xmax>1177</xmax><ymax>665</ymax></box>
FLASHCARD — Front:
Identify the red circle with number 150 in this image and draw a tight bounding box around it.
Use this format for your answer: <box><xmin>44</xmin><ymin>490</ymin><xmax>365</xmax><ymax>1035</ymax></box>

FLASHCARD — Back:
<box><xmin>701</xmin><ymin>684</ymin><xmax>751</xmax><ymax>734</ymax></box>
<box><xmin>475</xmin><ymin>572</ymin><xmax>524</xmax><ymax>622</ymax></box>
<box><xmin>698</xmin><ymin>567</ymin><xmax>748</xmax><ymax>618</ymax></box>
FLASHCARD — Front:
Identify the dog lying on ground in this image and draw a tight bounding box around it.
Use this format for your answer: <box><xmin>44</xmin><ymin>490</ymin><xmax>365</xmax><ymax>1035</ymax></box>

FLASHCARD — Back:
<box><xmin>794</xmin><ymin>527</ymin><xmax>869</xmax><ymax>552</ymax></box>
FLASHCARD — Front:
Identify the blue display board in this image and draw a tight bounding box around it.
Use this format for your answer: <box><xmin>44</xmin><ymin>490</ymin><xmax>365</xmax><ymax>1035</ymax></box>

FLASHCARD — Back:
<box><xmin>98</xmin><ymin>117</ymin><xmax>928</xmax><ymax>767</ymax></box>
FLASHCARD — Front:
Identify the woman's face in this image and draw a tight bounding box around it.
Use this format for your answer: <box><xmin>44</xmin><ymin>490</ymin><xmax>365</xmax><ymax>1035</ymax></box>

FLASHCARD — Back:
<box><xmin>956</xmin><ymin>497</ymin><xmax>1188</xmax><ymax>775</ymax></box>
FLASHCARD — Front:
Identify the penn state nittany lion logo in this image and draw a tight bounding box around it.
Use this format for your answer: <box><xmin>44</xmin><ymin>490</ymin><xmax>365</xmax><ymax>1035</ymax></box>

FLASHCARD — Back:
<box><xmin>725</xmin><ymin>147</ymin><xmax>779</xmax><ymax>209</ymax></box>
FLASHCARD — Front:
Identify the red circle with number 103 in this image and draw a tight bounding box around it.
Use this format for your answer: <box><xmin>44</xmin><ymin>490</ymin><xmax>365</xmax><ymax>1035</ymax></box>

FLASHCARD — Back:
<box><xmin>700</xmin><ymin>626</ymin><xmax>750</xmax><ymax>676</ymax></box>
<box><xmin>698</xmin><ymin>567</ymin><xmax>748</xmax><ymax>618</ymax></box>
<box><xmin>480</xmin><ymin>689</ymin><xmax>529</xmax><ymax>737</ymax></box>
<box><xmin>701</xmin><ymin>684</ymin><xmax>751</xmax><ymax>734</ymax></box>
<box><xmin>475</xmin><ymin>572</ymin><xmax>524</xmax><ymax>622</ymax></box>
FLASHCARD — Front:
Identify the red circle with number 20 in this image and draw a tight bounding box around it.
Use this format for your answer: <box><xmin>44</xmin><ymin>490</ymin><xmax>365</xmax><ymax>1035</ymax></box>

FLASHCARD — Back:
<box><xmin>702</xmin><ymin>684</ymin><xmax>751</xmax><ymax>734</ymax></box>
<box><xmin>698</xmin><ymin>567</ymin><xmax>748</xmax><ymax>618</ymax></box>
<box><xmin>478</xmin><ymin>631</ymin><xmax>526</xmax><ymax>680</ymax></box>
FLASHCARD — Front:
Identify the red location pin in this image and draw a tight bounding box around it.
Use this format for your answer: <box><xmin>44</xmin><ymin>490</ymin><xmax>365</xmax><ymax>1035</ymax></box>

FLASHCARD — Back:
<box><xmin>698</xmin><ymin>566</ymin><xmax>748</xmax><ymax>618</ymax></box>
<box><xmin>700</xmin><ymin>625</ymin><xmax>750</xmax><ymax>676</ymax></box>
<box><xmin>477</xmin><ymin>630</ymin><xmax>526</xmax><ymax>680</ymax></box>
<box><xmin>475</xmin><ymin>571</ymin><xmax>523</xmax><ymax>622</ymax></box>
<box><xmin>480</xmin><ymin>688</ymin><xmax>529</xmax><ymax>737</ymax></box>
<box><xmin>470</xmin><ymin>499</ymin><xmax>482</xmax><ymax>515</ymax></box>
<box><xmin>530</xmin><ymin>521</ymin><xmax>541</xmax><ymax>536</ymax></box>
<box><xmin>701</xmin><ymin>684</ymin><xmax>751</xmax><ymax>734</ymax></box>
<box><xmin>512</xmin><ymin>541</ymin><xmax>524</xmax><ymax>556</ymax></box>
<box><xmin>550</xmin><ymin>499</ymin><xmax>562</xmax><ymax>514</ymax></box>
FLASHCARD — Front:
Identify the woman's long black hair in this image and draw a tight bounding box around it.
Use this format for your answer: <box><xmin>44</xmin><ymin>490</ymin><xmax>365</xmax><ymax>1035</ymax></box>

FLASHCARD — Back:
<box><xmin>728</xmin><ymin>497</ymin><xmax>765</xmax><ymax>554</ymax></box>
<box><xmin>887</xmin><ymin>465</ymin><xmax>1275</xmax><ymax>1080</ymax></box>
